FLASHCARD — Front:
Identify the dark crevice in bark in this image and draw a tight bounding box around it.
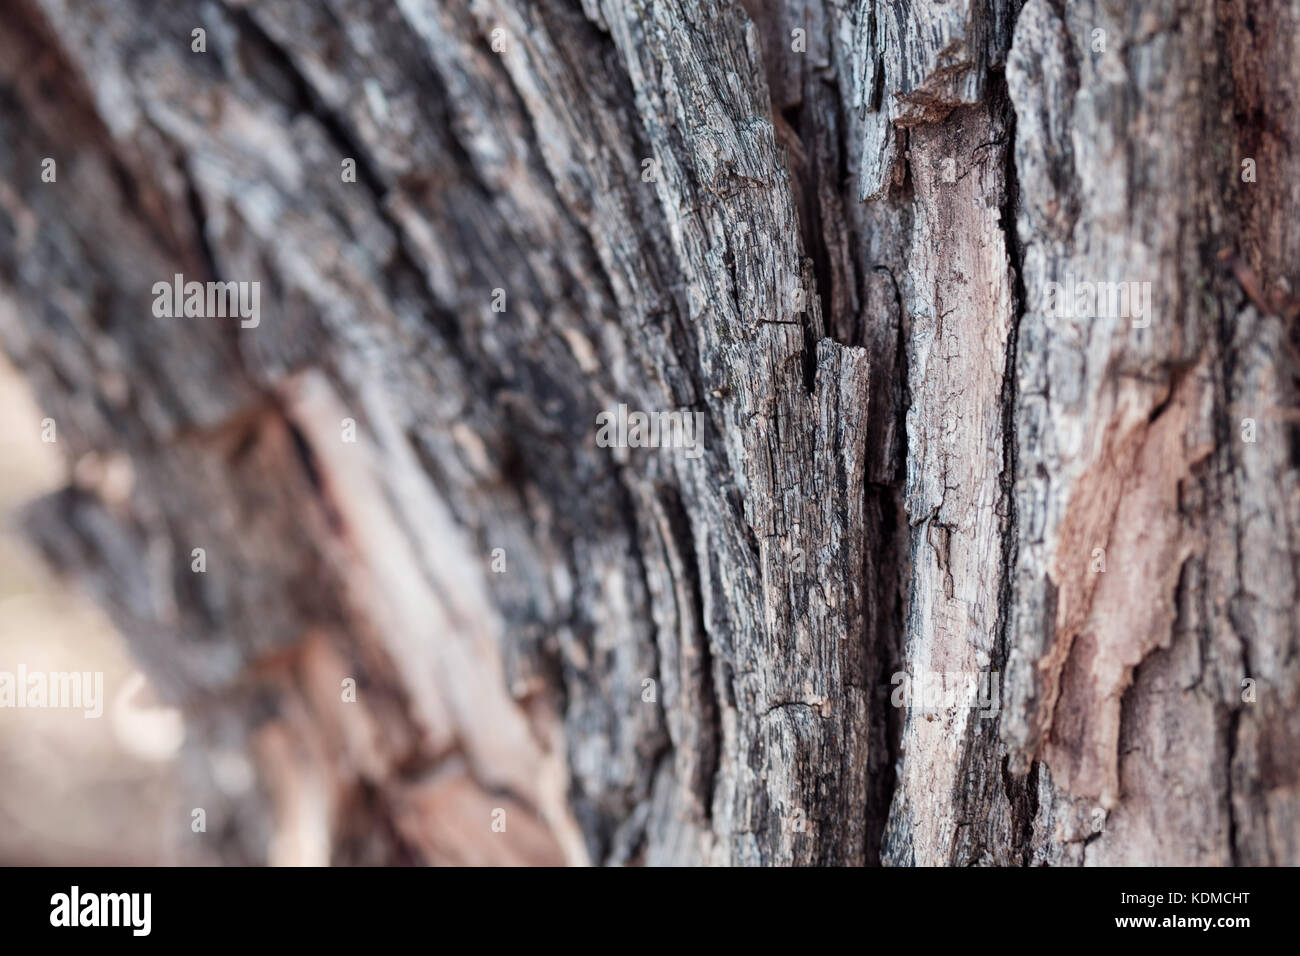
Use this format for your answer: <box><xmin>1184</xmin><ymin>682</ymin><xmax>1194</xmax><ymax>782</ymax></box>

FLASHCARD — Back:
<box><xmin>656</xmin><ymin>481</ymin><xmax>722</xmax><ymax>823</ymax></box>
<box><xmin>179</xmin><ymin>161</ymin><xmax>220</xmax><ymax>285</ymax></box>
<box><xmin>229</xmin><ymin>8</ymin><xmax>386</xmax><ymax>199</ymax></box>
<box><xmin>1214</xmin><ymin>10</ymin><xmax>1258</xmax><ymax>869</ymax></box>
<box><xmin>859</xmin><ymin>257</ymin><xmax>908</xmax><ymax>860</ymax></box>
<box><xmin>1022</xmin><ymin>758</ymin><xmax>1041</xmax><ymax>864</ymax></box>
<box><xmin>991</xmin><ymin>59</ymin><xmax>1024</xmax><ymax>684</ymax></box>
<box><xmin>863</xmin><ymin>483</ymin><xmax>905</xmax><ymax>865</ymax></box>
<box><xmin>987</xmin><ymin>53</ymin><xmax>1030</xmax><ymax>860</ymax></box>
<box><xmin>833</xmin><ymin>7</ymin><xmax>915</xmax><ymax>857</ymax></box>
<box><xmin>274</xmin><ymin>418</ymin><xmax>324</xmax><ymax>507</ymax></box>
<box><xmin>1224</xmin><ymin>704</ymin><xmax>1242</xmax><ymax>865</ymax></box>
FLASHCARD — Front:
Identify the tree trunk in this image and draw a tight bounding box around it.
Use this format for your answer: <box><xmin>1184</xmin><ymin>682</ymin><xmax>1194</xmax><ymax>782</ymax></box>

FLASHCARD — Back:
<box><xmin>0</xmin><ymin>0</ymin><xmax>1296</xmax><ymax>866</ymax></box>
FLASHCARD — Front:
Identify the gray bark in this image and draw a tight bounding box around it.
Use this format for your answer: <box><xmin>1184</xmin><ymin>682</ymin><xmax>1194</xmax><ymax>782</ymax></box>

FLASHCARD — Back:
<box><xmin>0</xmin><ymin>0</ymin><xmax>1295</xmax><ymax>865</ymax></box>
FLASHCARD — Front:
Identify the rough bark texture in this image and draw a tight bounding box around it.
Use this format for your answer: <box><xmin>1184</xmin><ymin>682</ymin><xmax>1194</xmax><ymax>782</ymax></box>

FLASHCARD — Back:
<box><xmin>0</xmin><ymin>0</ymin><xmax>1295</xmax><ymax>865</ymax></box>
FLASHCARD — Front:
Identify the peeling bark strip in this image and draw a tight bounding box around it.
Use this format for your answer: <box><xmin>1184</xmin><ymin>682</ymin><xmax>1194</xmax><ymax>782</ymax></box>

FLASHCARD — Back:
<box><xmin>0</xmin><ymin>0</ymin><xmax>1296</xmax><ymax>865</ymax></box>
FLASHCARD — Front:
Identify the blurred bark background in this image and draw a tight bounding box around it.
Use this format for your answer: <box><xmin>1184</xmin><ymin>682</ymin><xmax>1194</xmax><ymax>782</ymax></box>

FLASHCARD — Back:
<box><xmin>0</xmin><ymin>358</ymin><xmax>180</xmax><ymax>865</ymax></box>
<box><xmin>0</xmin><ymin>0</ymin><xmax>1296</xmax><ymax>865</ymax></box>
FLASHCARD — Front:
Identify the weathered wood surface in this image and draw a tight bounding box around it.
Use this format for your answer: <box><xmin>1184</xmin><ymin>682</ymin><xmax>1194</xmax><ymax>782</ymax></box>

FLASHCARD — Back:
<box><xmin>0</xmin><ymin>0</ymin><xmax>1295</xmax><ymax>865</ymax></box>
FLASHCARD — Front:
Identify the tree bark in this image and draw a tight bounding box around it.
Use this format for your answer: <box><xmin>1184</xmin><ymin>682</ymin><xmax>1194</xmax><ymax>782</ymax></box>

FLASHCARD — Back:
<box><xmin>0</xmin><ymin>0</ymin><xmax>1295</xmax><ymax>865</ymax></box>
